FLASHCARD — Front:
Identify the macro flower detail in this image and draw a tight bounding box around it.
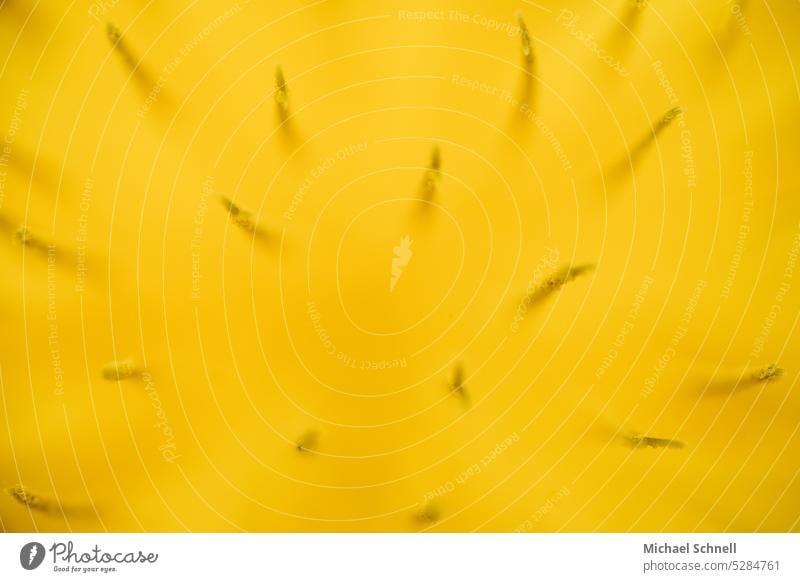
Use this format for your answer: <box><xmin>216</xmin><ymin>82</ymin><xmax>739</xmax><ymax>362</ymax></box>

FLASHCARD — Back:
<box><xmin>0</xmin><ymin>1</ymin><xmax>797</xmax><ymax>535</ymax></box>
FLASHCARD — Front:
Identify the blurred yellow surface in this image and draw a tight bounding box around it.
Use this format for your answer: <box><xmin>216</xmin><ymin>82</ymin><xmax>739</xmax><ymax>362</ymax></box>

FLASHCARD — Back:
<box><xmin>0</xmin><ymin>0</ymin><xmax>798</xmax><ymax>531</ymax></box>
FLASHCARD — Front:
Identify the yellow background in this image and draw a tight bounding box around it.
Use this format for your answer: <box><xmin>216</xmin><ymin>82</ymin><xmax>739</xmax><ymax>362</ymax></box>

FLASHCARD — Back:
<box><xmin>0</xmin><ymin>0</ymin><xmax>798</xmax><ymax>531</ymax></box>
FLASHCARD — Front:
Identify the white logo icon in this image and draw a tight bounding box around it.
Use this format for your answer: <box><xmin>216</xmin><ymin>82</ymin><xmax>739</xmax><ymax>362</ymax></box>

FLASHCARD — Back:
<box><xmin>390</xmin><ymin>235</ymin><xmax>413</xmax><ymax>292</ymax></box>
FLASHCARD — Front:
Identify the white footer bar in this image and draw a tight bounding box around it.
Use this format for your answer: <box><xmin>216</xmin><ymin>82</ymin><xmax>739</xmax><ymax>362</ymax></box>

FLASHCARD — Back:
<box><xmin>1</xmin><ymin>533</ymin><xmax>798</xmax><ymax>581</ymax></box>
